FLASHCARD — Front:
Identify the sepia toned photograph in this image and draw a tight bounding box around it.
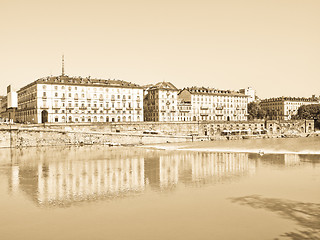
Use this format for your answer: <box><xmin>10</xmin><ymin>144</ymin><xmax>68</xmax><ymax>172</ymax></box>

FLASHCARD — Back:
<box><xmin>0</xmin><ymin>0</ymin><xmax>319</xmax><ymax>239</ymax></box>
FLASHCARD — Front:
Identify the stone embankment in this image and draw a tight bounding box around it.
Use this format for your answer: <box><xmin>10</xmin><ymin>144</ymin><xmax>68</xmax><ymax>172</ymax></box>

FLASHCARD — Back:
<box><xmin>0</xmin><ymin>127</ymin><xmax>196</xmax><ymax>148</ymax></box>
<box><xmin>0</xmin><ymin>120</ymin><xmax>317</xmax><ymax>148</ymax></box>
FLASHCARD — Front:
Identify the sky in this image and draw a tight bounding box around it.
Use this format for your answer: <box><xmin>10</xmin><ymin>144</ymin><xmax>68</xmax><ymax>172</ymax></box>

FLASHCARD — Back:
<box><xmin>0</xmin><ymin>0</ymin><xmax>319</xmax><ymax>98</ymax></box>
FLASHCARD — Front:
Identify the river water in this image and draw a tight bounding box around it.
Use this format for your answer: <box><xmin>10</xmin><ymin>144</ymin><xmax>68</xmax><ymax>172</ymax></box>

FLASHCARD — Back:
<box><xmin>0</xmin><ymin>137</ymin><xmax>319</xmax><ymax>240</ymax></box>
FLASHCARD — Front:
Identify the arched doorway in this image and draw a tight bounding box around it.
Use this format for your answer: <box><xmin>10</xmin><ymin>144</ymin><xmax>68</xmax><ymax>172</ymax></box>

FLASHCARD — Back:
<box><xmin>227</xmin><ymin>116</ymin><xmax>230</xmax><ymax>121</ymax></box>
<box><xmin>41</xmin><ymin>110</ymin><xmax>48</xmax><ymax>123</ymax></box>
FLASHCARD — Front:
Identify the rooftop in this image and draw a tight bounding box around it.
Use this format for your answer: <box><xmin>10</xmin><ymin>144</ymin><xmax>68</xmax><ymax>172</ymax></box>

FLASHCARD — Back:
<box><xmin>18</xmin><ymin>75</ymin><xmax>143</xmax><ymax>92</ymax></box>
<box><xmin>261</xmin><ymin>96</ymin><xmax>319</xmax><ymax>103</ymax></box>
<box><xmin>182</xmin><ymin>86</ymin><xmax>247</xmax><ymax>97</ymax></box>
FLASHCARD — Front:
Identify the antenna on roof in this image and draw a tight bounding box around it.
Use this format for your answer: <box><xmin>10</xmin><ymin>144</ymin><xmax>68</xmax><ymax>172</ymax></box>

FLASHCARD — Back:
<box><xmin>62</xmin><ymin>54</ymin><xmax>65</xmax><ymax>76</ymax></box>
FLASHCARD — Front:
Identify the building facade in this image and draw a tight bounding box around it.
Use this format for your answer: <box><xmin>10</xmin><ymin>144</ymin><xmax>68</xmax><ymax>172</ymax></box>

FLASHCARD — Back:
<box><xmin>239</xmin><ymin>87</ymin><xmax>255</xmax><ymax>103</ymax></box>
<box><xmin>143</xmin><ymin>82</ymin><xmax>179</xmax><ymax>122</ymax></box>
<box><xmin>16</xmin><ymin>75</ymin><xmax>144</xmax><ymax>124</ymax></box>
<box><xmin>0</xmin><ymin>85</ymin><xmax>18</xmax><ymax>122</ymax></box>
<box><xmin>178</xmin><ymin>87</ymin><xmax>248</xmax><ymax>121</ymax></box>
<box><xmin>260</xmin><ymin>97</ymin><xmax>319</xmax><ymax>120</ymax></box>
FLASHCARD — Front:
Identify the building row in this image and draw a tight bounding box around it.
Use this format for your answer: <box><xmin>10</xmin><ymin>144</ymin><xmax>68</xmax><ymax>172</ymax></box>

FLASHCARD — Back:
<box><xmin>0</xmin><ymin>61</ymin><xmax>318</xmax><ymax>123</ymax></box>
<box><xmin>0</xmin><ymin>73</ymin><xmax>256</xmax><ymax>124</ymax></box>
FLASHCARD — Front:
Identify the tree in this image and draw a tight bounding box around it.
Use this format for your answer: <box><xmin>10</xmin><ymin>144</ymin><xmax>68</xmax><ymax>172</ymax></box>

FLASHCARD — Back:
<box><xmin>247</xmin><ymin>102</ymin><xmax>266</xmax><ymax>120</ymax></box>
<box><xmin>296</xmin><ymin>104</ymin><xmax>320</xmax><ymax>129</ymax></box>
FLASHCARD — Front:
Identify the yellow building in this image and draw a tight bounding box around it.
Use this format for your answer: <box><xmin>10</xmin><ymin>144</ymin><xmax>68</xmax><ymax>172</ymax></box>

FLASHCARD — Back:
<box><xmin>260</xmin><ymin>97</ymin><xmax>319</xmax><ymax>120</ymax></box>
<box><xmin>16</xmin><ymin>75</ymin><xmax>144</xmax><ymax>124</ymax></box>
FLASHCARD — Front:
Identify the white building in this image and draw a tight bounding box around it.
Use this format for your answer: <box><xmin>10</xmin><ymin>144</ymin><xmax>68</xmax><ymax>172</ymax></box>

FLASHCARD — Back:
<box><xmin>239</xmin><ymin>87</ymin><xmax>255</xmax><ymax>103</ymax></box>
<box><xmin>16</xmin><ymin>75</ymin><xmax>144</xmax><ymax>124</ymax></box>
<box><xmin>143</xmin><ymin>82</ymin><xmax>179</xmax><ymax>122</ymax></box>
<box><xmin>178</xmin><ymin>87</ymin><xmax>248</xmax><ymax>121</ymax></box>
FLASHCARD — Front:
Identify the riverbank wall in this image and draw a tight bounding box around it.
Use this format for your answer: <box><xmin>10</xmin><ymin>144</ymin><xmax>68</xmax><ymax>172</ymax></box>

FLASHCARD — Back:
<box><xmin>0</xmin><ymin>128</ymin><xmax>197</xmax><ymax>148</ymax></box>
<box><xmin>0</xmin><ymin>119</ymin><xmax>316</xmax><ymax>148</ymax></box>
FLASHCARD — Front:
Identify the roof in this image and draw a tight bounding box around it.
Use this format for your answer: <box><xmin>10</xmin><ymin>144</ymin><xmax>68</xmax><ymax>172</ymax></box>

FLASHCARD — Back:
<box><xmin>18</xmin><ymin>75</ymin><xmax>143</xmax><ymax>92</ymax></box>
<box><xmin>147</xmin><ymin>81</ymin><xmax>178</xmax><ymax>91</ymax></box>
<box><xmin>261</xmin><ymin>96</ymin><xmax>319</xmax><ymax>103</ymax></box>
<box><xmin>181</xmin><ymin>87</ymin><xmax>247</xmax><ymax>97</ymax></box>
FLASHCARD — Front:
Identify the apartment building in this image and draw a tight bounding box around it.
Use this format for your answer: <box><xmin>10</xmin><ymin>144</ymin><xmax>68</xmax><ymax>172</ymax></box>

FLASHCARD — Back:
<box><xmin>0</xmin><ymin>85</ymin><xmax>18</xmax><ymax>122</ymax></box>
<box><xmin>178</xmin><ymin>87</ymin><xmax>248</xmax><ymax>121</ymax></box>
<box><xmin>143</xmin><ymin>82</ymin><xmax>179</xmax><ymax>122</ymax></box>
<box><xmin>260</xmin><ymin>96</ymin><xmax>319</xmax><ymax>120</ymax></box>
<box><xmin>16</xmin><ymin>75</ymin><xmax>144</xmax><ymax>124</ymax></box>
<box><xmin>239</xmin><ymin>87</ymin><xmax>255</xmax><ymax>103</ymax></box>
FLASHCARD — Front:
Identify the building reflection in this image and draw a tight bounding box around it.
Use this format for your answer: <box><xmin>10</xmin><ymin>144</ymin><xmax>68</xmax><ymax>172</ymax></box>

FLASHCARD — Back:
<box><xmin>3</xmin><ymin>147</ymin><xmax>309</xmax><ymax>207</ymax></box>
<box><xmin>254</xmin><ymin>153</ymin><xmax>302</xmax><ymax>167</ymax></box>
<box><xmin>159</xmin><ymin>152</ymin><xmax>256</xmax><ymax>189</ymax></box>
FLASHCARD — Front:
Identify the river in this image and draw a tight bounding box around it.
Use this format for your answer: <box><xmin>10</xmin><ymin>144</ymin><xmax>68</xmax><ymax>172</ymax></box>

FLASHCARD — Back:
<box><xmin>0</xmin><ymin>137</ymin><xmax>319</xmax><ymax>240</ymax></box>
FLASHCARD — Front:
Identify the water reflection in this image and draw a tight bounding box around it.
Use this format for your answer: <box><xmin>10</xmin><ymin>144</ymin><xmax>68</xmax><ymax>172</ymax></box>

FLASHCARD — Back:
<box><xmin>254</xmin><ymin>153</ymin><xmax>302</xmax><ymax>167</ymax></box>
<box><xmin>0</xmin><ymin>146</ymin><xmax>315</xmax><ymax>207</ymax></box>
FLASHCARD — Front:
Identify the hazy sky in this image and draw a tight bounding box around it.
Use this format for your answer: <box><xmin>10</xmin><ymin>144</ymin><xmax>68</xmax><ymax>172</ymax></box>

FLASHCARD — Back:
<box><xmin>1</xmin><ymin>0</ymin><xmax>319</xmax><ymax>98</ymax></box>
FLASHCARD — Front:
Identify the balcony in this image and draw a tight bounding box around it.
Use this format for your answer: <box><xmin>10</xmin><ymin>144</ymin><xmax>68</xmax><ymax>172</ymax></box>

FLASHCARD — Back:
<box><xmin>116</xmin><ymin>107</ymin><xmax>123</xmax><ymax>110</ymax></box>
<box><xmin>91</xmin><ymin>107</ymin><xmax>99</xmax><ymax>110</ymax></box>
<box><xmin>200</xmin><ymin>106</ymin><xmax>208</xmax><ymax>110</ymax></box>
<box><xmin>136</xmin><ymin>107</ymin><xmax>142</xmax><ymax>110</ymax></box>
<box><xmin>111</xmin><ymin>98</ymin><xmax>115</xmax><ymax>101</ymax></box>
<box><xmin>126</xmin><ymin>107</ymin><xmax>133</xmax><ymax>110</ymax></box>
<box><xmin>61</xmin><ymin>97</ymin><xmax>65</xmax><ymax>101</ymax></box>
<box><xmin>200</xmin><ymin>113</ymin><xmax>208</xmax><ymax>116</ymax></box>
<box><xmin>104</xmin><ymin>107</ymin><xmax>111</xmax><ymax>110</ymax></box>
<box><xmin>66</xmin><ymin>107</ymin><xmax>74</xmax><ymax>110</ymax></box>
<box><xmin>42</xmin><ymin>96</ymin><xmax>47</xmax><ymax>99</ymax></box>
<box><xmin>99</xmin><ymin>98</ymin><xmax>104</xmax><ymax>101</ymax></box>
<box><xmin>216</xmin><ymin>106</ymin><xmax>223</xmax><ymax>110</ymax></box>
<box><xmin>79</xmin><ymin>107</ymin><xmax>87</xmax><ymax>110</ymax></box>
<box><xmin>52</xmin><ymin>106</ymin><xmax>60</xmax><ymax>110</ymax></box>
<box><xmin>216</xmin><ymin>113</ymin><xmax>223</xmax><ymax>116</ymax></box>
